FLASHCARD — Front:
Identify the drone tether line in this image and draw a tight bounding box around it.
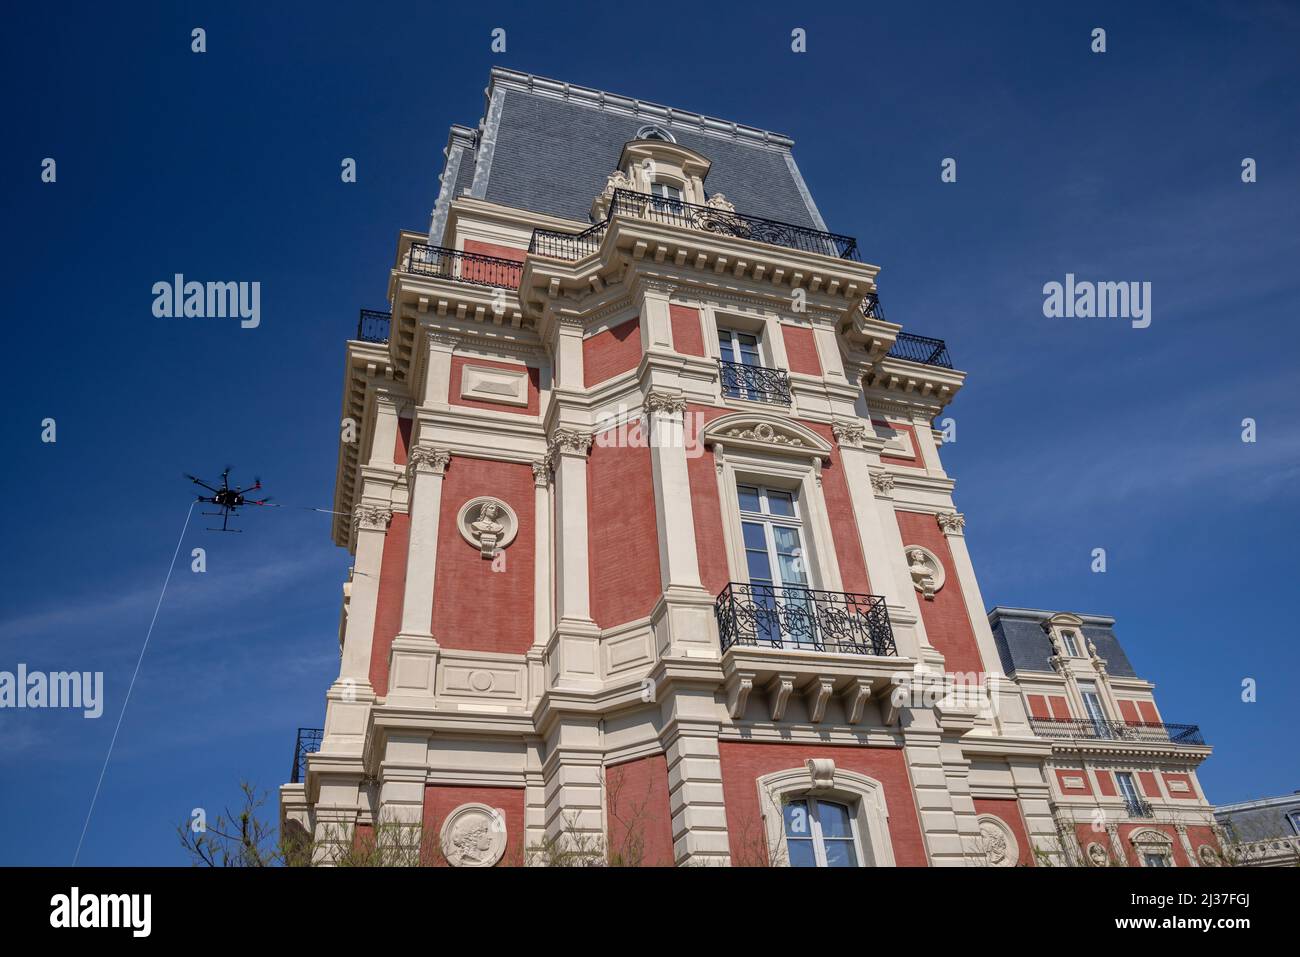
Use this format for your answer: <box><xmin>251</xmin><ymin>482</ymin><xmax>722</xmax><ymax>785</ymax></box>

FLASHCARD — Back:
<box><xmin>73</xmin><ymin>500</ymin><xmax>195</xmax><ymax>866</ymax></box>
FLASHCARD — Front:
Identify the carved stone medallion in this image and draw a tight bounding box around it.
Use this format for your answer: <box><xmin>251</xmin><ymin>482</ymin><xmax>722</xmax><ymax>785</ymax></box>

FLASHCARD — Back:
<box><xmin>974</xmin><ymin>815</ymin><xmax>1018</xmax><ymax>867</ymax></box>
<box><xmin>456</xmin><ymin>497</ymin><xmax>519</xmax><ymax>558</ymax></box>
<box><xmin>903</xmin><ymin>544</ymin><xmax>945</xmax><ymax>599</ymax></box>
<box><xmin>440</xmin><ymin>803</ymin><xmax>507</xmax><ymax>867</ymax></box>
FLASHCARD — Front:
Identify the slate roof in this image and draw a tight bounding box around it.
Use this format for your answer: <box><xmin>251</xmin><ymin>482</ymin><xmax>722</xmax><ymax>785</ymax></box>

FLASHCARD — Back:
<box><xmin>1215</xmin><ymin>794</ymin><xmax>1300</xmax><ymax>841</ymax></box>
<box><xmin>987</xmin><ymin>606</ymin><xmax>1138</xmax><ymax>678</ymax></box>
<box><xmin>428</xmin><ymin>68</ymin><xmax>829</xmax><ymax>242</ymax></box>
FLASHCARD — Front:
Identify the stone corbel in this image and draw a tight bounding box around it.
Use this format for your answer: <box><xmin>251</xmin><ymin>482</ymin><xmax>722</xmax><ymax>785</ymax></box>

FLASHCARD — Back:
<box><xmin>726</xmin><ymin>670</ymin><xmax>756</xmax><ymax>720</ymax></box>
<box><xmin>806</xmin><ymin>758</ymin><xmax>836</xmax><ymax>789</ymax></box>
<box><xmin>843</xmin><ymin>677</ymin><xmax>874</xmax><ymax>724</ymax></box>
<box><xmin>804</xmin><ymin>676</ymin><xmax>836</xmax><ymax>723</ymax></box>
<box><xmin>767</xmin><ymin>674</ymin><xmax>796</xmax><ymax>722</ymax></box>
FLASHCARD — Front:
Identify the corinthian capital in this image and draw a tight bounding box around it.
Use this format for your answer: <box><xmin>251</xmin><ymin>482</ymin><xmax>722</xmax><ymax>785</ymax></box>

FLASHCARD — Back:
<box><xmin>352</xmin><ymin>504</ymin><xmax>393</xmax><ymax>531</ymax></box>
<box><xmin>532</xmin><ymin>458</ymin><xmax>552</xmax><ymax>488</ymax></box>
<box><xmin>869</xmin><ymin>471</ymin><xmax>895</xmax><ymax>495</ymax></box>
<box><xmin>936</xmin><ymin>511</ymin><xmax>966</xmax><ymax>535</ymax></box>
<box><xmin>832</xmin><ymin>421</ymin><xmax>868</xmax><ymax>448</ymax></box>
<box><xmin>407</xmin><ymin>445</ymin><xmax>451</xmax><ymax>476</ymax></box>
<box><xmin>644</xmin><ymin>391</ymin><xmax>687</xmax><ymax>416</ymax></box>
<box><xmin>549</xmin><ymin>428</ymin><xmax>593</xmax><ymax>459</ymax></box>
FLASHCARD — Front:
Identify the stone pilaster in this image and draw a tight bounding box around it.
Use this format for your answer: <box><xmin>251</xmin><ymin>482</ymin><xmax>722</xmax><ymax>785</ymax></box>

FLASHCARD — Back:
<box><xmin>398</xmin><ymin>445</ymin><xmax>450</xmax><ymax>638</ymax></box>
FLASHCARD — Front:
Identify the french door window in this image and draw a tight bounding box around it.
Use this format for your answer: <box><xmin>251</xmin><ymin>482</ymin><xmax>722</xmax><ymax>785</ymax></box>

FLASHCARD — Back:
<box><xmin>1079</xmin><ymin>681</ymin><xmax>1109</xmax><ymax>738</ymax></box>
<box><xmin>650</xmin><ymin>181</ymin><xmax>684</xmax><ymax>212</ymax></box>
<box><xmin>782</xmin><ymin>798</ymin><xmax>861</xmax><ymax>867</ymax></box>
<box><xmin>1117</xmin><ymin>771</ymin><xmax>1143</xmax><ymax>814</ymax></box>
<box><xmin>737</xmin><ymin>483</ymin><xmax>816</xmax><ymax>647</ymax></box>
<box><xmin>719</xmin><ymin>329</ymin><xmax>764</xmax><ymax>400</ymax></box>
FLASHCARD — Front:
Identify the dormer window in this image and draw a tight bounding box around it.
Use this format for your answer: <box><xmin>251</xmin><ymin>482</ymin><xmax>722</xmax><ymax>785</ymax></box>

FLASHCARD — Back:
<box><xmin>636</xmin><ymin>124</ymin><xmax>676</xmax><ymax>143</ymax></box>
<box><xmin>651</xmin><ymin>181</ymin><xmax>683</xmax><ymax>203</ymax></box>
<box><xmin>1060</xmin><ymin>630</ymin><xmax>1080</xmax><ymax>656</ymax></box>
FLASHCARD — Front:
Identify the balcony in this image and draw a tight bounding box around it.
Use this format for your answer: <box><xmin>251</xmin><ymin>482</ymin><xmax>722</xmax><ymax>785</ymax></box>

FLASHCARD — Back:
<box><xmin>1030</xmin><ymin>717</ymin><xmax>1206</xmax><ymax>746</ymax></box>
<box><xmin>719</xmin><ymin>360</ymin><xmax>791</xmax><ymax>405</ymax></box>
<box><xmin>401</xmin><ymin>243</ymin><xmax>524</xmax><ymax>289</ymax></box>
<box><xmin>356</xmin><ymin>308</ymin><xmax>390</xmax><ymax>344</ymax></box>
<box><xmin>714</xmin><ymin>582</ymin><xmax>897</xmax><ymax>657</ymax></box>
<box><xmin>857</xmin><ymin>294</ymin><xmax>954</xmax><ymax>370</ymax></box>
<box><xmin>529</xmin><ymin>188</ymin><xmax>860</xmax><ymax>262</ymax></box>
<box><xmin>888</xmin><ymin>332</ymin><xmax>953</xmax><ymax>369</ymax></box>
<box><xmin>1125</xmin><ymin>798</ymin><xmax>1155</xmax><ymax>819</ymax></box>
<box><xmin>290</xmin><ymin>727</ymin><xmax>323</xmax><ymax>784</ymax></box>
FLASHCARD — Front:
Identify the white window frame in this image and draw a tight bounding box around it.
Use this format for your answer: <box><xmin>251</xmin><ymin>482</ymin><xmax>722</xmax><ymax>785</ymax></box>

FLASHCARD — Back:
<box><xmin>1060</xmin><ymin>630</ymin><xmax>1081</xmax><ymax>657</ymax></box>
<box><xmin>736</xmin><ymin>483</ymin><xmax>811</xmax><ymax>590</ymax></box>
<box><xmin>755</xmin><ymin>767</ymin><xmax>894</xmax><ymax>867</ymax></box>
<box><xmin>1116</xmin><ymin>771</ymin><xmax>1141</xmax><ymax>805</ymax></box>
<box><xmin>782</xmin><ymin>797</ymin><xmax>864</xmax><ymax>868</ymax></box>
<box><xmin>1078</xmin><ymin>680</ymin><xmax>1107</xmax><ymax>724</ymax></box>
<box><xmin>1130</xmin><ymin>828</ymin><xmax>1175</xmax><ymax>867</ymax></box>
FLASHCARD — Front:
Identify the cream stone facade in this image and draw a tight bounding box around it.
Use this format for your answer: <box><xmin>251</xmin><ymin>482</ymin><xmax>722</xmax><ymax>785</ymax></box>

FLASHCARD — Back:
<box><xmin>280</xmin><ymin>68</ymin><xmax>1217</xmax><ymax>867</ymax></box>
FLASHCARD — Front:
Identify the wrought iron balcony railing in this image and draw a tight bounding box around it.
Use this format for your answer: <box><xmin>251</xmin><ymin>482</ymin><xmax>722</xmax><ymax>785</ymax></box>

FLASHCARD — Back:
<box><xmin>714</xmin><ymin>582</ymin><xmax>897</xmax><ymax>656</ymax></box>
<box><xmin>719</xmin><ymin>360</ymin><xmax>791</xmax><ymax>405</ymax></box>
<box><xmin>402</xmin><ymin>243</ymin><xmax>524</xmax><ymax>289</ymax></box>
<box><xmin>529</xmin><ymin>189</ymin><xmax>860</xmax><ymax>262</ymax></box>
<box><xmin>1125</xmin><ymin>798</ymin><xmax>1155</xmax><ymax>818</ymax></box>
<box><xmin>858</xmin><ymin>294</ymin><xmax>953</xmax><ymax>369</ymax></box>
<box><xmin>356</xmin><ymin>308</ymin><xmax>391</xmax><ymax>344</ymax></box>
<box><xmin>1029</xmin><ymin>717</ymin><xmax>1205</xmax><ymax>746</ymax></box>
<box><xmin>888</xmin><ymin>331</ymin><xmax>953</xmax><ymax>369</ymax></box>
<box><xmin>290</xmin><ymin>727</ymin><xmax>323</xmax><ymax>784</ymax></box>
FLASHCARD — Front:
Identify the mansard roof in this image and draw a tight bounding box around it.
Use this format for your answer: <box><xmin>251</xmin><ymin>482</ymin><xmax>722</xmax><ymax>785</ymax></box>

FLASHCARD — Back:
<box><xmin>987</xmin><ymin>606</ymin><xmax>1138</xmax><ymax>678</ymax></box>
<box><xmin>429</xmin><ymin>67</ymin><xmax>828</xmax><ymax>242</ymax></box>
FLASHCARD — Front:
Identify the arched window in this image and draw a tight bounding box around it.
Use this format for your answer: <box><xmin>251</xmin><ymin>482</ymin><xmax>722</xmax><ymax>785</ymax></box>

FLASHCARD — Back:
<box><xmin>755</xmin><ymin>763</ymin><xmax>895</xmax><ymax>867</ymax></box>
<box><xmin>635</xmin><ymin>124</ymin><xmax>676</xmax><ymax>143</ymax></box>
<box><xmin>782</xmin><ymin>797</ymin><xmax>861</xmax><ymax>867</ymax></box>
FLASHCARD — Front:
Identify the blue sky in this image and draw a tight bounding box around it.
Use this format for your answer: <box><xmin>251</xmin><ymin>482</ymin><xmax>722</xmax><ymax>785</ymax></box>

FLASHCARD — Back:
<box><xmin>2</xmin><ymin>1</ymin><xmax>1297</xmax><ymax>865</ymax></box>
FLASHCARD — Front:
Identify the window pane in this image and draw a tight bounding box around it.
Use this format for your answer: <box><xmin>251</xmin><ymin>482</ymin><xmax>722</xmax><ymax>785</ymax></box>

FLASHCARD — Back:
<box><xmin>783</xmin><ymin>800</ymin><xmax>811</xmax><ymax>837</ymax></box>
<box><xmin>816</xmin><ymin>801</ymin><xmax>854</xmax><ymax>839</ymax></box>
<box><xmin>772</xmin><ymin>525</ymin><xmax>802</xmax><ymax>555</ymax></box>
<box><xmin>746</xmin><ymin>550</ymin><xmax>774</xmax><ymax>584</ymax></box>
<box><xmin>766</xmin><ymin>490</ymin><xmax>796</xmax><ymax>516</ymax></box>
<box><xmin>737</xmin><ymin>485</ymin><xmax>762</xmax><ymax>513</ymax></box>
<box><xmin>777</xmin><ymin>552</ymin><xmax>808</xmax><ymax>587</ymax></box>
<box><xmin>823</xmin><ymin>839</ymin><xmax>859</xmax><ymax>868</ymax></box>
<box><xmin>787</xmin><ymin>839</ymin><xmax>818</xmax><ymax>868</ymax></box>
<box><xmin>741</xmin><ymin>521</ymin><xmax>767</xmax><ymax>550</ymax></box>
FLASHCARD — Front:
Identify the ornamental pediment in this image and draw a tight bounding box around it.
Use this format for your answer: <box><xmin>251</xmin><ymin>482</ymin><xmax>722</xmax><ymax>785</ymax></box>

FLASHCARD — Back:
<box><xmin>703</xmin><ymin>413</ymin><xmax>833</xmax><ymax>458</ymax></box>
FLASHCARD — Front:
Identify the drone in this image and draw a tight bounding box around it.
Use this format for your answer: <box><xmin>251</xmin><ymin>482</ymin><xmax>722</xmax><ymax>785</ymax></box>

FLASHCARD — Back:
<box><xmin>186</xmin><ymin>468</ymin><xmax>275</xmax><ymax>532</ymax></box>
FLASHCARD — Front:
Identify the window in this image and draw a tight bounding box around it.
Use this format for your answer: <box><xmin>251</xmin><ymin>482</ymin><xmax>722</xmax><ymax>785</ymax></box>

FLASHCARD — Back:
<box><xmin>1143</xmin><ymin>851</ymin><xmax>1171</xmax><ymax>867</ymax></box>
<box><xmin>1287</xmin><ymin>811</ymin><xmax>1300</xmax><ymax>837</ymax></box>
<box><xmin>737</xmin><ymin>482</ymin><xmax>814</xmax><ymax>647</ymax></box>
<box><xmin>1060</xmin><ymin>630</ymin><xmax>1080</xmax><ymax>656</ymax></box>
<box><xmin>636</xmin><ymin>124</ymin><xmax>676</xmax><ymax>143</ymax></box>
<box><xmin>718</xmin><ymin>328</ymin><xmax>765</xmax><ymax>400</ymax></box>
<box><xmin>1116</xmin><ymin>772</ymin><xmax>1140</xmax><ymax>804</ymax></box>
<box><xmin>783</xmin><ymin>798</ymin><xmax>861</xmax><ymax>867</ymax></box>
<box><xmin>1078</xmin><ymin>680</ymin><xmax>1109</xmax><ymax>737</ymax></box>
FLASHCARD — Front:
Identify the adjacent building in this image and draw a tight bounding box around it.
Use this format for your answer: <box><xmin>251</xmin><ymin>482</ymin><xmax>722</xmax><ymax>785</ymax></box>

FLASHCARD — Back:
<box><xmin>1215</xmin><ymin>792</ymin><xmax>1300</xmax><ymax>866</ymax></box>
<box><xmin>279</xmin><ymin>68</ymin><xmax>1219</xmax><ymax>867</ymax></box>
